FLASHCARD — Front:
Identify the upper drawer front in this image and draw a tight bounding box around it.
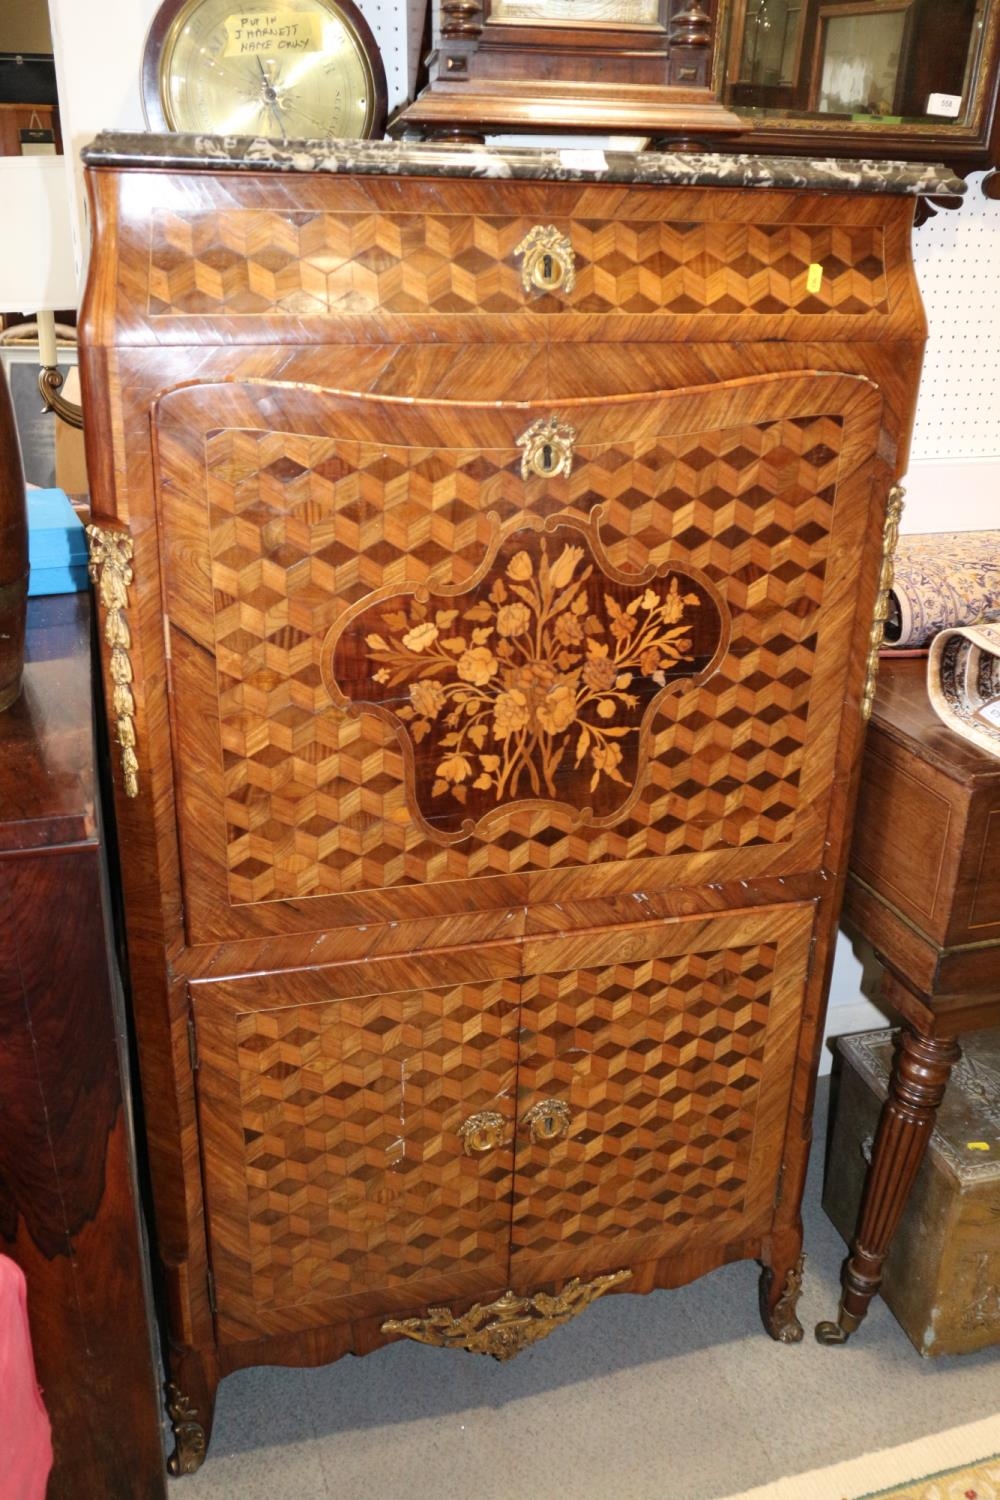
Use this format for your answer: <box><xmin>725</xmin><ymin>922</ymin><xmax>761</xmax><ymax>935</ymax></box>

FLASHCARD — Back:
<box><xmin>95</xmin><ymin>171</ymin><xmax>916</xmax><ymax>345</ymax></box>
<box><xmin>147</xmin><ymin>208</ymin><xmax>889</xmax><ymax>322</ymax></box>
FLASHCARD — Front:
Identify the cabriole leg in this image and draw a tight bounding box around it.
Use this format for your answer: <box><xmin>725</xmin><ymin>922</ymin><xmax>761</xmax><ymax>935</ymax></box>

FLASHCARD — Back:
<box><xmin>759</xmin><ymin>1227</ymin><xmax>805</xmax><ymax>1343</ymax></box>
<box><xmin>165</xmin><ymin>1347</ymin><xmax>219</xmax><ymax>1477</ymax></box>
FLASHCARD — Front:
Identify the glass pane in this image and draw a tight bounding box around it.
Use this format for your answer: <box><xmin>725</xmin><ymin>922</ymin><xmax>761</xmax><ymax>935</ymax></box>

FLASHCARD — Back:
<box><xmin>738</xmin><ymin>0</ymin><xmax>803</xmax><ymax>85</ymax></box>
<box><xmin>724</xmin><ymin>0</ymin><xmax>987</xmax><ymax>129</ymax></box>
<box><xmin>816</xmin><ymin>11</ymin><xmax>907</xmax><ymax>115</ymax></box>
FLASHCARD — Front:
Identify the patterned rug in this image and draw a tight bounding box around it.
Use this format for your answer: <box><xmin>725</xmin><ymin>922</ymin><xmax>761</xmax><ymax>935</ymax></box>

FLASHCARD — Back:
<box><xmin>717</xmin><ymin>1415</ymin><xmax>1000</xmax><ymax>1500</ymax></box>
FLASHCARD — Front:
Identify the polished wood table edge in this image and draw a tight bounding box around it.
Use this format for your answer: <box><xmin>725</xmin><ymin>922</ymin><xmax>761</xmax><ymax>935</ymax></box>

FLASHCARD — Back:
<box><xmin>869</xmin><ymin>658</ymin><xmax>1000</xmax><ymax>787</ymax></box>
<box><xmin>818</xmin><ymin>662</ymin><xmax>1000</xmax><ymax>1347</ymax></box>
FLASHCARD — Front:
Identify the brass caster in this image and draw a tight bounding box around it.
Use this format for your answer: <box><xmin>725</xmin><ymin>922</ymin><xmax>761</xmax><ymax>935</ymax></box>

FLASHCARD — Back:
<box><xmin>815</xmin><ymin>1319</ymin><xmax>852</xmax><ymax>1345</ymax></box>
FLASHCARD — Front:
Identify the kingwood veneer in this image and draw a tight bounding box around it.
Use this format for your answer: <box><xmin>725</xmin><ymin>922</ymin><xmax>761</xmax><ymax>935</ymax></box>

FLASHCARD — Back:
<box><xmin>79</xmin><ymin>134</ymin><xmax>958</xmax><ymax>1472</ymax></box>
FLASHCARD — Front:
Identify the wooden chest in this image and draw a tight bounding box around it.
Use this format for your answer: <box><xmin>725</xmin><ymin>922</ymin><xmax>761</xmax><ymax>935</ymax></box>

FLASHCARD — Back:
<box><xmin>825</xmin><ymin>1028</ymin><xmax>1000</xmax><ymax>1357</ymax></box>
<box><xmin>77</xmin><ymin>132</ymin><xmax>954</xmax><ymax>1471</ymax></box>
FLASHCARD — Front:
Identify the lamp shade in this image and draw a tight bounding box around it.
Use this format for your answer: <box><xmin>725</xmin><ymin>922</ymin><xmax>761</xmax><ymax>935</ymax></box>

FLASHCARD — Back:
<box><xmin>0</xmin><ymin>156</ymin><xmax>78</xmax><ymax>316</ymax></box>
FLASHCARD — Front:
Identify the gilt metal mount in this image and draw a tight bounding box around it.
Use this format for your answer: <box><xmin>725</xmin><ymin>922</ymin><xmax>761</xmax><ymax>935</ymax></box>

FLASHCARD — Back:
<box><xmin>165</xmin><ymin>1382</ymin><xmax>207</xmax><ymax>1476</ymax></box>
<box><xmin>382</xmin><ymin>1269</ymin><xmax>632</xmax><ymax>1360</ymax></box>
<box><xmin>518</xmin><ymin>415</ymin><xmax>577</xmax><ymax>480</ymax></box>
<box><xmin>86</xmin><ymin>525</ymin><xmax>139</xmax><ymax>798</ymax></box>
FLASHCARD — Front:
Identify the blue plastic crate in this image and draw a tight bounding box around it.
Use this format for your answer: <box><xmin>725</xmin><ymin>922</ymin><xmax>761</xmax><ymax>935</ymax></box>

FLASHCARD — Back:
<box><xmin>27</xmin><ymin>488</ymin><xmax>88</xmax><ymax>596</ymax></box>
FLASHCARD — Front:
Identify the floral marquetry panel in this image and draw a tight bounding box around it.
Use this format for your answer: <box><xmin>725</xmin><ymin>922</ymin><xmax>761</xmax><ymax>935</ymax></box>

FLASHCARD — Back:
<box><xmin>325</xmin><ymin>519</ymin><xmax>725</xmax><ymax>838</ymax></box>
<box><xmin>152</xmin><ymin>371</ymin><xmax>881</xmax><ymax>943</ymax></box>
<box><xmin>510</xmin><ymin>907</ymin><xmax>814</xmax><ymax>1287</ymax></box>
<box><xmin>192</xmin><ymin>953</ymin><xmax>522</xmax><ymax>1341</ymax></box>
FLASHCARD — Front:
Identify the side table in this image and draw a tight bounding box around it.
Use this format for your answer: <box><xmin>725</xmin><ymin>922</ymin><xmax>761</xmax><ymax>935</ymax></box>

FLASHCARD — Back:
<box><xmin>817</xmin><ymin>656</ymin><xmax>1000</xmax><ymax>1344</ymax></box>
<box><xmin>0</xmin><ymin>593</ymin><xmax>166</xmax><ymax>1497</ymax></box>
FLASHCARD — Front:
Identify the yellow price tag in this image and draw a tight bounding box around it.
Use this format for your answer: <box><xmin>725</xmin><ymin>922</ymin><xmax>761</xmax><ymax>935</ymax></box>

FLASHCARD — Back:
<box><xmin>223</xmin><ymin>11</ymin><xmax>322</xmax><ymax>57</ymax></box>
<box><xmin>966</xmin><ymin>1141</ymin><xmax>990</xmax><ymax>1151</ymax></box>
<box><xmin>806</xmin><ymin>263</ymin><xmax>824</xmax><ymax>294</ymax></box>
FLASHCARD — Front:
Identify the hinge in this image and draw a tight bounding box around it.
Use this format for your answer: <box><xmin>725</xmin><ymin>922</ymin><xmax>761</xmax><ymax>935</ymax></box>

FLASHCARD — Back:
<box><xmin>207</xmin><ymin>1268</ymin><xmax>217</xmax><ymax>1318</ymax></box>
<box><xmin>186</xmin><ymin>1012</ymin><xmax>199</xmax><ymax>1073</ymax></box>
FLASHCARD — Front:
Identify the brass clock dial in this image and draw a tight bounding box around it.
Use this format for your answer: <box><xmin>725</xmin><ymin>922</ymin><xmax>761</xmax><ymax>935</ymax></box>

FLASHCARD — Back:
<box><xmin>141</xmin><ymin>0</ymin><xmax>387</xmax><ymax>140</ymax></box>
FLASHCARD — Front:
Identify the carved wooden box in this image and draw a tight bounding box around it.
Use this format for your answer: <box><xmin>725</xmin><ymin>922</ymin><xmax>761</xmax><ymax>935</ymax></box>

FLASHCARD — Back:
<box><xmin>825</xmin><ymin>1028</ymin><xmax>1000</xmax><ymax>1357</ymax></box>
<box><xmin>78</xmin><ymin>133</ymin><xmax>955</xmax><ymax>1471</ymax></box>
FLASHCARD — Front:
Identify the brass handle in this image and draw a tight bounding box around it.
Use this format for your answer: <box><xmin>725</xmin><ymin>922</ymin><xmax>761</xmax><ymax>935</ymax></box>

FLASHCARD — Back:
<box><xmin>522</xmin><ymin>1098</ymin><xmax>572</xmax><ymax>1145</ymax></box>
<box><xmin>514</xmin><ymin>226</ymin><xmax>576</xmax><ymax>295</ymax></box>
<box><xmin>459</xmin><ymin>1110</ymin><xmax>507</xmax><ymax>1156</ymax></box>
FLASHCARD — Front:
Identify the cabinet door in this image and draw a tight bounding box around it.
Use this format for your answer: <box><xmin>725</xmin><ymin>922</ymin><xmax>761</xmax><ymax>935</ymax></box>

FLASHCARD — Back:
<box><xmin>511</xmin><ymin>905</ymin><xmax>814</xmax><ymax>1288</ymax></box>
<box><xmin>152</xmin><ymin>372</ymin><xmax>881</xmax><ymax>946</ymax></box>
<box><xmin>190</xmin><ymin>949</ymin><xmax>520</xmax><ymax>1342</ymax></box>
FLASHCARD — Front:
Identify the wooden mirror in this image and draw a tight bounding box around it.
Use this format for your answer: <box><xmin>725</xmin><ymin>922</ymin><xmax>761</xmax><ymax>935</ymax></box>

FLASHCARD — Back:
<box><xmin>719</xmin><ymin>0</ymin><xmax>1000</xmax><ymax>189</ymax></box>
<box><xmin>400</xmin><ymin>0</ymin><xmax>999</xmax><ymax>195</ymax></box>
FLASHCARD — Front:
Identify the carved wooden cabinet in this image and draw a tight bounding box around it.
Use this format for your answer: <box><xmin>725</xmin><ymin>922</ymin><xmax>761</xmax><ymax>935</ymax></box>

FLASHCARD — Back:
<box><xmin>79</xmin><ymin>134</ymin><xmax>954</xmax><ymax>1471</ymax></box>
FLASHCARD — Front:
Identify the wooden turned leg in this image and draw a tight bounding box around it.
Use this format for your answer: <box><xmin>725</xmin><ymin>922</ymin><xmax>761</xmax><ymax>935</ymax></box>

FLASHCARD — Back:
<box><xmin>816</xmin><ymin>1026</ymin><xmax>960</xmax><ymax>1345</ymax></box>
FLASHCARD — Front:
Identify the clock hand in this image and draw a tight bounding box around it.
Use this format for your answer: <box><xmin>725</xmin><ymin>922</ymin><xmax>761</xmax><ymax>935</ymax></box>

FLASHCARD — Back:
<box><xmin>285</xmin><ymin>101</ymin><xmax>338</xmax><ymax>132</ymax></box>
<box><xmin>250</xmin><ymin>54</ymin><xmax>288</xmax><ymax>138</ymax></box>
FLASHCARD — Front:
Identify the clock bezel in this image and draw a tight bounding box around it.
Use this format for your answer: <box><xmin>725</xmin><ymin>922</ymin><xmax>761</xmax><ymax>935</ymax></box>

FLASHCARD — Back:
<box><xmin>140</xmin><ymin>0</ymin><xmax>388</xmax><ymax>140</ymax></box>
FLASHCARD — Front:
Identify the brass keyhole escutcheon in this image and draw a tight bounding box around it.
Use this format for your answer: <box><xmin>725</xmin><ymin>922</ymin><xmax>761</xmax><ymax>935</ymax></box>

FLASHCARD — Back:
<box><xmin>517</xmin><ymin>415</ymin><xmax>577</xmax><ymax>480</ymax></box>
<box><xmin>459</xmin><ymin>1110</ymin><xmax>507</xmax><ymax>1157</ymax></box>
<box><xmin>522</xmin><ymin>1098</ymin><xmax>572</xmax><ymax>1146</ymax></box>
<box><xmin>514</xmin><ymin>225</ymin><xmax>576</xmax><ymax>296</ymax></box>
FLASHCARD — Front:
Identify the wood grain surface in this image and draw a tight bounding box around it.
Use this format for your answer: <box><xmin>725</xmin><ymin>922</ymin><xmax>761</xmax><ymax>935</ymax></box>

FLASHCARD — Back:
<box><xmin>0</xmin><ymin>596</ymin><xmax>165</xmax><ymax>1499</ymax></box>
<box><xmin>78</xmin><ymin>161</ymin><xmax>927</xmax><ymax>1455</ymax></box>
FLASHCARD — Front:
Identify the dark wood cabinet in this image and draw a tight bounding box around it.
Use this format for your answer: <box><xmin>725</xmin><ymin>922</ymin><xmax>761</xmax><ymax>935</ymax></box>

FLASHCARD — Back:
<box><xmin>78</xmin><ymin>133</ymin><xmax>948</xmax><ymax>1471</ymax></box>
<box><xmin>0</xmin><ymin>595</ymin><xmax>165</xmax><ymax>1499</ymax></box>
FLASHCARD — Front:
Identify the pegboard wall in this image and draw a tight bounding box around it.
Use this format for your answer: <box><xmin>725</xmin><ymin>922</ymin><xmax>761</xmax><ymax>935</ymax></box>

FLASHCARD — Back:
<box><xmin>911</xmin><ymin>175</ymin><xmax>1000</xmax><ymax>461</ymax></box>
<box><xmin>359</xmin><ymin>0</ymin><xmax>426</xmax><ymax>113</ymax></box>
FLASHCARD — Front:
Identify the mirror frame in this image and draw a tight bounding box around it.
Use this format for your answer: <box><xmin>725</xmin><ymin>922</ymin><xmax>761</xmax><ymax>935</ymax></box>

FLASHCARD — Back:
<box><xmin>713</xmin><ymin>0</ymin><xmax>1000</xmax><ymax>195</ymax></box>
<box><xmin>401</xmin><ymin>0</ymin><xmax>1000</xmax><ymax>199</ymax></box>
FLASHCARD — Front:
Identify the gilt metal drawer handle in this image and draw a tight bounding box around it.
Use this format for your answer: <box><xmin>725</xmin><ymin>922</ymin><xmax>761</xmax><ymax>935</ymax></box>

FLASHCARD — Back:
<box><xmin>458</xmin><ymin>1110</ymin><xmax>507</xmax><ymax>1156</ymax></box>
<box><xmin>522</xmin><ymin>1098</ymin><xmax>572</xmax><ymax>1145</ymax></box>
<box><xmin>515</xmin><ymin>225</ymin><xmax>576</xmax><ymax>294</ymax></box>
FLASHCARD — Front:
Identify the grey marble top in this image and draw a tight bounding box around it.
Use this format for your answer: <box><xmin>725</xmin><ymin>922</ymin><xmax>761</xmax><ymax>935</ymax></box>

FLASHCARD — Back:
<box><xmin>81</xmin><ymin>131</ymin><xmax>966</xmax><ymax>198</ymax></box>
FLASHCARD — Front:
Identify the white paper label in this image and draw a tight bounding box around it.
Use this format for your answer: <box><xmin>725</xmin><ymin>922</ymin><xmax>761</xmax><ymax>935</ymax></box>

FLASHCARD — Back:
<box><xmin>559</xmin><ymin>150</ymin><xmax>608</xmax><ymax>172</ymax></box>
<box><xmin>223</xmin><ymin>12</ymin><xmax>322</xmax><ymax>57</ymax></box>
<box><xmin>926</xmin><ymin>92</ymin><xmax>962</xmax><ymax>119</ymax></box>
<box><xmin>978</xmin><ymin>698</ymin><xmax>1000</xmax><ymax>728</ymax></box>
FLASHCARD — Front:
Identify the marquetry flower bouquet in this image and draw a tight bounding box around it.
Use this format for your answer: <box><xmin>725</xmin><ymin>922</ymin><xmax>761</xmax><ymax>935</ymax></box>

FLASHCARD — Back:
<box><xmin>366</xmin><ymin>541</ymin><xmax>700</xmax><ymax>805</ymax></box>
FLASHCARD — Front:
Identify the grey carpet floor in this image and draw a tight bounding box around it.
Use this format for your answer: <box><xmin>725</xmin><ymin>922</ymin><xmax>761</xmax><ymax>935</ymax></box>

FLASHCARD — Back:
<box><xmin>173</xmin><ymin>1075</ymin><xmax>1000</xmax><ymax>1500</ymax></box>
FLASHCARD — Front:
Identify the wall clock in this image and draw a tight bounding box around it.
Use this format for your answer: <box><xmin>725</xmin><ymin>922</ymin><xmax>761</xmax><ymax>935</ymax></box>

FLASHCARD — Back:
<box><xmin>397</xmin><ymin>0</ymin><xmax>739</xmax><ymax>140</ymax></box>
<box><xmin>141</xmin><ymin>0</ymin><xmax>387</xmax><ymax>140</ymax></box>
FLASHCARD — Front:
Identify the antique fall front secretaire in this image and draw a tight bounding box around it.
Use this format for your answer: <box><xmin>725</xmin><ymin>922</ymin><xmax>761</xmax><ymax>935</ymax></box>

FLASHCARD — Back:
<box><xmin>78</xmin><ymin>133</ymin><xmax>959</xmax><ymax>1471</ymax></box>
